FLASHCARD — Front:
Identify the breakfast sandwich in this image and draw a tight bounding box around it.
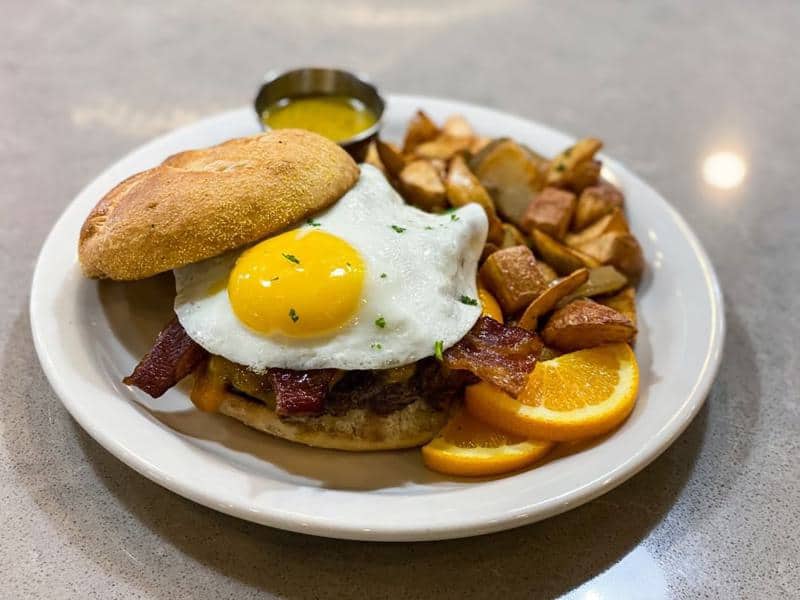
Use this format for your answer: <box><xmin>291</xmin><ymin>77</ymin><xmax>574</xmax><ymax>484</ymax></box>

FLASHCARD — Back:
<box><xmin>79</xmin><ymin>129</ymin><xmax>542</xmax><ymax>451</ymax></box>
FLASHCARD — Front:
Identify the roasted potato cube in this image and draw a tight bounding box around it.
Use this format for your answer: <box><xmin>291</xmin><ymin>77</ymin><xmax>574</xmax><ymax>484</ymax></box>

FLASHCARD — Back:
<box><xmin>542</xmin><ymin>298</ymin><xmax>636</xmax><ymax>351</ymax></box>
<box><xmin>442</xmin><ymin>114</ymin><xmax>475</xmax><ymax>138</ymax></box>
<box><xmin>521</xmin><ymin>187</ymin><xmax>577</xmax><ymax>240</ymax></box>
<box><xmin>479</xmin><ymin>245</ymin><xmax>548</xmax><ymax>314</ymax></box>
<box><xmin>414</xmin><ymin>135</ymin><xmax>473</xmax><ymax>160</ymax></box>
<box><xmin>402</xmin><ymin>110</ymin><xmax>440</xmax><ymax>154</ymax></box>
<box><xmin>576</xmin><ymin>231</ymin><xmax>645</xmax><ymax>280</ymax></box>
<box><xmin>363</xmin><ymin>141</ymin><xmax>385</xmax><ymax>173</ymax></box>
<box><xmin>536</xmin><ymin>262</ymin><xmax>558</xmax><ymax>283</ymax></box>
<box><xmin>470</xmin><ymin>136</ymin><xmax>492</xmax><ymax>154</ymax></box>
<box><xmin>446</xmin><ymin>155</ymin><xmax>504</xmax><ymax>244</ymax></box>
<box><xmin>472</xmin><ymin>139</ymin><xmax>542</xmax><ymax>226</ymax></box>
<box><xmin>375</xmin><ymin>139</ymin><xmax>406</xmax><ymax>180</ymax></box>
<box><xmin>573</xmin><ymin>183</ymin><xmax>624</xmax><ymax>230</ymax></box>
<box><xmin>429</xmin><ymin>158</ymin><xmax>448</xmax><ymax>181</ymax></box>
<box><xmin>531</xmin><ymin>229</ymin><xmax>600</xmax><ymax>275</ymax></box>
<box><xmin>599</xmin><ymin>287</ymin><xmax>637</xmax><ymax>329</ymax></box>
<box><xmin>517</xmin><ymin>268</ymin><xmax>589</xmax><ymax>330</ymax></box>
<box><xmin>556</xmin><ymin>265</ymin><xmax>628</xmax><ymax>307</ymax></box>
<box><xmin>398</xmin><ymin>160</ymin><xmax>447</xmax><ymax>211</ymax></box>
<box><xmin>565</xmin><ymin>208</ymin><xmax>629</xmax><ymax>247</ymax></box>
<box><xmin>562</xmin><ymin>159</ymin><xmax>601</xmax><ymax>193</ymax></box>
<box><xmin>499</xmin><ymin>223</ymin><xmax>528</xmax><ymax>249</ymax></box>
<box><xmin>546</xmin><ymin>138</ymin><xmax>603</xmax><ymax>186</ymax></box>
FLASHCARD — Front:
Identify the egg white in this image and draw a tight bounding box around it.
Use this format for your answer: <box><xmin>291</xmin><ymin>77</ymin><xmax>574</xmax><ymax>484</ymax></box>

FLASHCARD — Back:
<box><xmin>173</xmin><ymin>165</ymin><xmax>488</xmax><ymax>371</ymax></box>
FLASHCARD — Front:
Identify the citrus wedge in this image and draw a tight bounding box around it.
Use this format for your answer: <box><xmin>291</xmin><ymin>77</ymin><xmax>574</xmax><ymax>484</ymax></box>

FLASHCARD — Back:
<box><xmin>422</xmin><ymin>409</ymin><xmax>553</xmax><ymax>477</ymax></box>
<box><xmin>465</xmin><ymin>343</ymin><xmax>639</xmax><ymax>441</ymax></box>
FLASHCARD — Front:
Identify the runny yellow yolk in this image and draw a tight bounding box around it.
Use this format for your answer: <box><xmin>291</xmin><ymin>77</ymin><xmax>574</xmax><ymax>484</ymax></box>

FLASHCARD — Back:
<box><xmin>227</xmin><ymin>229</ymin><xmax>365</xmax><ymax>337</ymax></box>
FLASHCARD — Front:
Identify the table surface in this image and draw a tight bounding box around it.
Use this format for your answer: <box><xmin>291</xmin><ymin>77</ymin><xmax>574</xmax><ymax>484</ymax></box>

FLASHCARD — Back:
<box><xmin>2</xmin><ymin>1</ymin><xmax>798</xmax><ymax>598</ymax></box>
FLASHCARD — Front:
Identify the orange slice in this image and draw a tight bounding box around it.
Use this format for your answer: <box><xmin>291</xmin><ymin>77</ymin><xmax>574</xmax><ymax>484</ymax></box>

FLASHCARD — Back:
<box><xmin>465</xmin><ymin>343</ymin><xmax>639</xmax><ymax>441</ymax></box>
<box><xmin>422</xmin><ymin>409</ymin><xmax>553</xmax><ymax>477</ymax></box>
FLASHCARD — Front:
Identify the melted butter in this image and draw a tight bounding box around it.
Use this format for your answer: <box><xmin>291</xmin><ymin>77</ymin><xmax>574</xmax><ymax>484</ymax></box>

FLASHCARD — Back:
<box><xmin>261</xmin><ymin>95</ymin><xmax>377</xmax><ymax>142</ymax></box>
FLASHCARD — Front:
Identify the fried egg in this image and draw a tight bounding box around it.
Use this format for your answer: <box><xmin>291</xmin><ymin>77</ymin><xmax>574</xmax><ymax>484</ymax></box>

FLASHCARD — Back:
<box><xmin>174</xmin><ymin>164</ymin><xmax>488</xmax><ymax>371</ymax></box>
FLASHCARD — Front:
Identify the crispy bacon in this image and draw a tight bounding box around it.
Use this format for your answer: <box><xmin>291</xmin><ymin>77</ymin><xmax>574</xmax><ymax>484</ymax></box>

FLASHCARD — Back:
<box><xmin>268</xmin><ymin>368</ymin><xmax>338</xmax><ymax>417</ymax></box>
<box><xmin>443</xmin><ymin>316</ymin><xmax>542</xmax><ymax>397</ymax></box>
<box><xmin>123</xmin><ymin>317</ymin><xmax>207</xmax><ymax>398</ymax></box>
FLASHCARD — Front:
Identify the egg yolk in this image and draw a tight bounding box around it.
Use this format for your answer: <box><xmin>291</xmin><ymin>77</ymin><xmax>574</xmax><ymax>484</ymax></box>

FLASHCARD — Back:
<box><xmin>227</xmin><ymin>229</ymin><xmax>365</xmax><ymax>337</ymax></box>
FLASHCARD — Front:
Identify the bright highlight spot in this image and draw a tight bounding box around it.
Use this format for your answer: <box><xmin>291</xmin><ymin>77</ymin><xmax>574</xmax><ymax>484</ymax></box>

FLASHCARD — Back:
<box><xmin>702</xmin><ymin>151</ymin><xmax>746</xmax><ymax>189</ymax></box>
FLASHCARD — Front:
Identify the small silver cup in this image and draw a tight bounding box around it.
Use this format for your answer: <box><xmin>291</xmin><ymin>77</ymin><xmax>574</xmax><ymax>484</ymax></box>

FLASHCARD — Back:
<box><xmin>254</xmin><ymin>67</ymin><xmax>385</xmax><ymax>162</ymax></box>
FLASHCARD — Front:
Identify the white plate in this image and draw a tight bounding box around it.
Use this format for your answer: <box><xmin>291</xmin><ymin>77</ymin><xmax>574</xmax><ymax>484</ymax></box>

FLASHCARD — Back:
<box><xmin>30</xmin><ymin>95</ymin><xmax>724</xmax><ymax>541</ymax></box>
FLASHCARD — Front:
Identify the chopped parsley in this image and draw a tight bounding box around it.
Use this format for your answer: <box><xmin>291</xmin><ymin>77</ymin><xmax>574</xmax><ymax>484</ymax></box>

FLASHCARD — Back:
<box><xmin>282</xmin><ymin>253</ymin><xmax>300</xmax><ymax>264</ymax></box>
<box><xmin>424</xmin><ymin>226</ymin><xmax>434</xmax><ymax>230</ymax></box>
<box><xmin>375</xmin><ymin>316</ymin><xmax>386</xmax><ymax>328</ymax></box>
<box><xmin>555</xmin><ymin>163</ymin><xmax>566</xmax><ymax>173</ymax></box>
<box><xmin>459</xmin><ymin>295</ymin><xmax>478</xmax><ymax>306</ymax></box>
<box><xmin>391</xmin><ymin>225</ymin><xmax>406</xmax><ymax>233</ymax></box>
<box><xmin>450</xmin><ymin>213</ymin><xmax>460</xmax><ymax>222</ymax></box>
<box><xmin>433</xmin><ymin>340</ymin><xmax>444</xmax><ymax>361</ymax></box>
<box><xmin>288</xmin><ymin>308</ymin><xmax>299</xmax><ymax>323</ymax></box>
<box><xmin>307</xmin><ymin>218</ymin><xmax>321</xmax><ymax>227</ymax></box>
<box><xmin>380</xmin><ymin>272</ymin><xmax>387</xmax><ymax>279</ymax></box>
<box><xmin>371</xmin><ymin>342</ymin><xmax>382</xmax><ymax>350</ymax></box>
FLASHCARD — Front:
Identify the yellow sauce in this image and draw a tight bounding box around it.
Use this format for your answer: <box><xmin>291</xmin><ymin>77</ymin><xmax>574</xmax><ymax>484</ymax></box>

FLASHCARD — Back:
<box><xmin>261</xmin><ymin>95</ymin><xmax>377</xmax><ymax>142</ymax></box>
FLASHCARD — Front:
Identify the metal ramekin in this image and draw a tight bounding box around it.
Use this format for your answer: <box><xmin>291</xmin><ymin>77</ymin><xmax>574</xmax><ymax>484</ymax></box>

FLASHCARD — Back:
<box><xmin>254</xmin><ymin>67</ymin><xmax>385</xmax><ymax>162</ymax></box>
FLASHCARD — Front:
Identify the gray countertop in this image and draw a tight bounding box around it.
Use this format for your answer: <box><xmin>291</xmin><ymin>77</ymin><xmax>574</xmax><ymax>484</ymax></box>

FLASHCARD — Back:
<box><xmin>2</xmin><ymin>1</ymin><xmax>798</xmax><ymax>598</ymax></box>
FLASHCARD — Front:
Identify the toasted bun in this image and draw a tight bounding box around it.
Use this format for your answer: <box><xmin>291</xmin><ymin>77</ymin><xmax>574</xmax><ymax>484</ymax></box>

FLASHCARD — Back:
<box><xmin>79</xmin><ymin>129</ymin><xmax>360</xmax><ymax>280</ymax></box>
<box><xmin>218</xmin><ymin>391</ymin><xmax>448</xmax><ymax>451</ymax></box>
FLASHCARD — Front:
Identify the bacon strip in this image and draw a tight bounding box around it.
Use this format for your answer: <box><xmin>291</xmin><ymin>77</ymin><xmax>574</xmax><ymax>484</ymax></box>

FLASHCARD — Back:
<box><xmin>123</xmin><ymin>317</ymin><xmax>208</xmax><ymax>398</ymax></box>
<box><xmin>444</xmin><ymin>316</ymin><xmax>542</xmax><ymax>397</ymax></box>
<box><xmin>268</xmin><ymin>368</ymin><xmax>338</xmax><ymax>417</ymax></box>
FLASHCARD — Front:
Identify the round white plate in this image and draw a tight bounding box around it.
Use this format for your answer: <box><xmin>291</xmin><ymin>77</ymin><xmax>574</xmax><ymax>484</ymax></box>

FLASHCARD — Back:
<box><xmin>30</xmin><ymin>95</ymin><xmax>724</xmax><ymax>541</ymax></box>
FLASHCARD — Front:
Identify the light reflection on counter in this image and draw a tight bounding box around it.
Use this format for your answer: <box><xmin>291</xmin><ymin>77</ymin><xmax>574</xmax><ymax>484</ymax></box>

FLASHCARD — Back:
<box><xmin>562</xmin><ymin>545</ymin><xmax>668</xmax><ymax>599</ymax></box>
<box><xmin>702</xmin><ymin>151</ymin><xmax>747</xmax><ymax>190</ymax></box>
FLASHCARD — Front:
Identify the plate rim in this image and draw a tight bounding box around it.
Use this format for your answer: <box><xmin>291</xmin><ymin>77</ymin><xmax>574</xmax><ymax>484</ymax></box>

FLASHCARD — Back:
<box><xmin>30</xmin><ymin>94</ymin><xmax>725</xmax><ymax>541</ymax></box>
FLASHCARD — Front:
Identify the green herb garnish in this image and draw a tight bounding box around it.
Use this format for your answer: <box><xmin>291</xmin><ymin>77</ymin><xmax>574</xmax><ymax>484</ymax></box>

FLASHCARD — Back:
<box><xmin>450</xmin><ymin>213</ymin><xmax>460</xmax><ymax>222</ymax></box>
<box><xmin>424</xmin><ymin>226</ymin><xmax>434</xmax><ymax>230</ymax></box>
<box><xmin>307</xmin><ymin>218</ymin><xmax>321</xmax><ymax>227</ymax></box>
<box><xmin>288</xmin><ymin>308</ymin><xmax>299</xmax><ymax>323</ymax></box>
<box><xmin>433</xmin><ymin>340</ymin><xmax>444</xmax><ymax>361</ymax></box>
<box><xmin>371</xmin><ymin>342</ymin><xmax>382</xmax><ymax>350</ymax></box>
<box><xmin>459</xmin><ymin>295</ymin><xmax>478</xmax><ymax>306</ymax></box>
<box><xmin>391</xmin><ymin>225</ymin><xmax>406</xmax><ymax>233</ymax></box>
<box><xmin>282</xmin><ymin>253</ymin><xmax>300</xmax><ymax>264</ymax></box>
<box><xmin>380</xmin><ymin>272</ymin><xmax>387</xmax><ymax>279</ymax></box>
<box><xmin>555</xmin><ymin>163</ymin><xmax>566</xmax><ymax>173</ymax></box>
<box><xmin>375</xmin><ymin>316</ymin><xmax>386</xmax><ymax>328</ymax></box>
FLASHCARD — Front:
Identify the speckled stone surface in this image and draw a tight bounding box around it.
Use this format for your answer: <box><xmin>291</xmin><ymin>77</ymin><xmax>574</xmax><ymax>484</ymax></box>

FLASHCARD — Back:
<box><xmin>2</xmin><ymin>1</ymin><xmax>798</xmax><ymax>598</ymax></box>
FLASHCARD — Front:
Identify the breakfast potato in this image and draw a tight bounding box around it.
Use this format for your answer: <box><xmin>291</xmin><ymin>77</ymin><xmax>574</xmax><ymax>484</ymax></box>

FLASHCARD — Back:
<box><xmin>531</xmin><ymin>229</ymin><xmax>600</xmax><ymax>275</ymax></box>
<box><xmin>575</xmin><ymin>231</ymin><xmax>645</xmax><ymax>280</ymax></box>
<box><xmin>536</xmin><ymin>261</ymin><xmax>558</xmax><ymax>284</ymax></box>
<box><xmin>376</xmin><ymin>139</ymin><xmax>407</xmax><ymax>180</ymax></box>
<box><xmin>402</xmin><ymin>110</ymin><xmax>440</xmax><ymax>154</ymax></box>
<box><xmin>573</xmin><ymin>183</ymin><xmax>624</xmax><ymax>230</ymax></box>
<box><xmin>542</xmin><ymin>298</ymin><xmax>636</xmax><ymax>351</ymax></box>
<box><xmin>442</xmin><ymin>114</ymin><xmax>475</xmax><ymax>139</ymax></box>
<box><xmin>517</xmin><ymin>268</ymin><xmax>589</xmax><ymax>330</ymax></box>
<box><xmin>558</xmin><ymin>265</ymin><xmax>628</xmax><ymax>307</ymax></box>
<box><xmin>498</xmin><ymin>222</ymin><xmax>528</xmax><ymax>249</ymax></box>
<box><xmin>546</xmin><ymin>138</ymin><xmax>603</xmax><ymax>187</ymax></box>
<box><xmin>446</xmin><ymin>155</ymin><xmax>504</xmax><ymax>244</ymax></box>
<box><xmin>521</xmin><ymin>187</ymin><xmax>577</xmax><ymax>240</ymax></box>
<box><xmin>363</xmin><ymin>141</ymin><xmax>385</xmax><ymax>174</ymax></box>
<box><xmin>561</xmin><ymin>159</ymin><xmax>602</xmax><ymax>193</ymax></box>
<box><xmin>398</xmin><ymin>159</ymin><xmax>447</xmax><ymax>211</ymax></box>
<box><xmin>599</xmin><ymin>286</ymin><xmax>637</xmax><ymax>328</ymax></box>
<box><xmin>565</xmin><ymin>208</ymin><xmax>629</xmax><ymax>247</ymax></box>
<box><xmin>414</xmin><ymin>135</ymin><xmax>474</xmax><ymax>160</ymax></box>
<box><xmin>479</xmin><ymin>245</ymin><xmax>548</xmax><ymax>314</ymax></box>
<box><xmin>470</xmin><ymin>136</ymin><xmax>493</xmax><ymax>154</ymax></box>
<box><xmin>471</xmin><ymin>139</ymin><xmax>542</xmax><ymax>226</ymax></box>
